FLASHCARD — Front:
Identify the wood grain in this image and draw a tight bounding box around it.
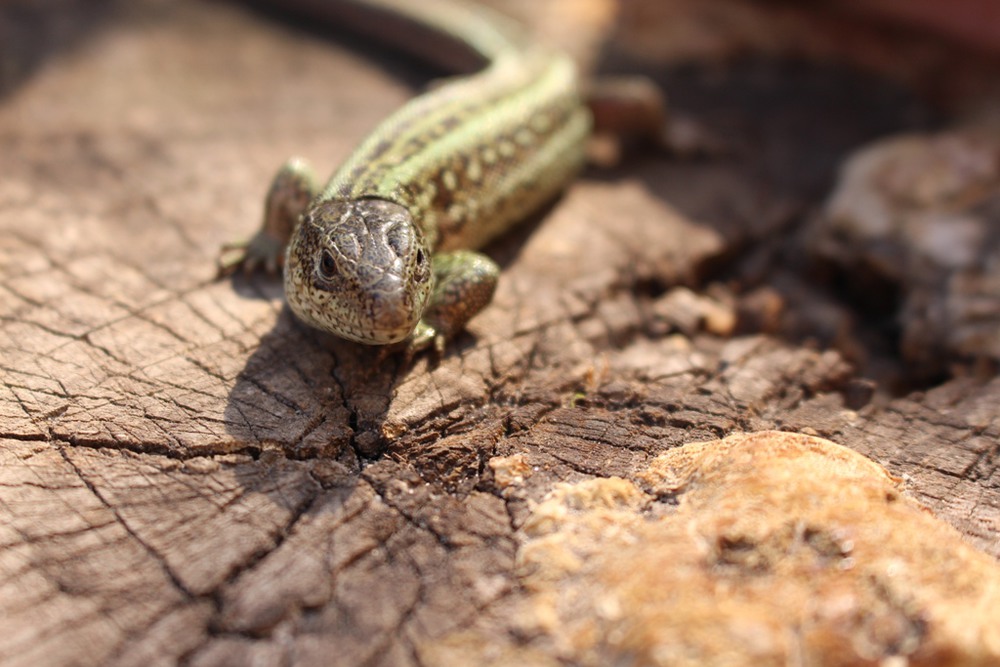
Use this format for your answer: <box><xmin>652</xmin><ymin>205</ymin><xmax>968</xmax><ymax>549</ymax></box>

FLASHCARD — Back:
<box><xmin>1</xmin><ymin>1</ymin><xmax>998</xmax><ymax>665</ymax></box>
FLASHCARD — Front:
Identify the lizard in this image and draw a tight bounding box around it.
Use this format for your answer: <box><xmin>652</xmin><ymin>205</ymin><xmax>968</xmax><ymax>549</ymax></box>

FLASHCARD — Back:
<box><xmin>219</xmin><ymin>0</ymin><xmax>672</xmax><ymax>353</ymax></box>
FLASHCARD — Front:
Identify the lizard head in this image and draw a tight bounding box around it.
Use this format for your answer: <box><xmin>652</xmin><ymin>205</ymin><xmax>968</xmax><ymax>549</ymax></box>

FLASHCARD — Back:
<box><xmin>284</xmin><ymin>198</ymin><xmax>433</xmax><ymax>345</ymax></box>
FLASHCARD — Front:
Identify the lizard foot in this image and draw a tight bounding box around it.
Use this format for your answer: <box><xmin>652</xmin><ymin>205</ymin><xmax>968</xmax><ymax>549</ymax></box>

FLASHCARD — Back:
<box><xmin>216</xmin><ymin>157</ymin><xmax>318</xmax><ymax>279</ymax></box>
<box><xmin>217</xmin><ymin>231</ymin><xmax>286</xmax><ymax>278</ymax></box>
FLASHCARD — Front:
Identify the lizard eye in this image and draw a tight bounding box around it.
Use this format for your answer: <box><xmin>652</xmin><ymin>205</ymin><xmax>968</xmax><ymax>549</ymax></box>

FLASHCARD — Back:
<box><xmin>319</xmin><ymin>250</ymin><xmax>338</xmax><ymax>279</ymax></box>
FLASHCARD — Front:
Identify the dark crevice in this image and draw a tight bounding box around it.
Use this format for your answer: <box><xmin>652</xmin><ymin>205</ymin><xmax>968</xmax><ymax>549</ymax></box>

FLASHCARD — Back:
<box><xmin>62</xmin><ymin>433</ymin><xmax>261</xmax><ymax>461</ymax></box>
<box><xmin>0</xmin><ymin>430</ymin><xmax>49</xmax><ymax>442</ymax></box>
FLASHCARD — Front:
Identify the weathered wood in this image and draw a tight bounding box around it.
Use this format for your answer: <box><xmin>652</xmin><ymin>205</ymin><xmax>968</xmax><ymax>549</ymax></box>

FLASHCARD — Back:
<box><xmin>2</xmin><ymin>1</ymin><xmax>999</xmax><ymax>665</ymax></box>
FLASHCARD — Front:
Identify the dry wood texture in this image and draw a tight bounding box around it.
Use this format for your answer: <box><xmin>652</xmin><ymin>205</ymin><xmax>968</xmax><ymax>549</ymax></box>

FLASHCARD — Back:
<box><xmin>2</xmin><ymin>1</ymin><xmax>999</xmax><ymax>665</ymax></box>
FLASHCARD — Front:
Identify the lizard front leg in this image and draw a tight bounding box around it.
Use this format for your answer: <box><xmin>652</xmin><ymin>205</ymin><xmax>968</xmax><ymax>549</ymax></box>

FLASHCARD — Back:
<box><xmin>218</xmin><ymin>157</ymin><xmax>318</xmax><ymax>276</ymax></box>
<box><xmin>409</xmin><ymin>250</ymin><xmax>500</xmax><ymax>354</ymax></box>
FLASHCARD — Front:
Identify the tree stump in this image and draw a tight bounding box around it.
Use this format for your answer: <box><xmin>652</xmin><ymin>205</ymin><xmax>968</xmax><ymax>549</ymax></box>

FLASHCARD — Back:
<box><xmin>2</xmin><ymin>1</ymin><xmax>998</xmax><ymax>665</ymax></box>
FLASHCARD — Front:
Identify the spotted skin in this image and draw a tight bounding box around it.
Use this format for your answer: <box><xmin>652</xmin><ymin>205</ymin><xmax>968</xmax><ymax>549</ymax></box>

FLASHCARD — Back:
<box><xmin>284</xmin><ymin>198</ymin><xmax>433</xmax><ymax>345</ymax></box>
<box><xmin>219</xmin><ymin>0</ymin><xmax>663</xmax><ymax>352</ymax></box>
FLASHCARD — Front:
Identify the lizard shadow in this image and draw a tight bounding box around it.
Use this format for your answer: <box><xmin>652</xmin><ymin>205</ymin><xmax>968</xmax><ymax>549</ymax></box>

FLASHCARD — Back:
<box><xmin>222</xmin><ymin>283</ymin><xmax>486</xmax><ymax>463</ymax></box>
<box><xmin>223</xmin><ymin>294</ymin><xmax>400</xmax><ymax>463</ymax></box>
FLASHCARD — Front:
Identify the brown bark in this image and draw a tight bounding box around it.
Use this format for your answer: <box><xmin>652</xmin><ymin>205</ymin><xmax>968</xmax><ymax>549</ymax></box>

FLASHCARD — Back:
<box><xmin>2</xmin><ymin>1</ymin><xmax>999</xmax><ymax>666</ymax></box>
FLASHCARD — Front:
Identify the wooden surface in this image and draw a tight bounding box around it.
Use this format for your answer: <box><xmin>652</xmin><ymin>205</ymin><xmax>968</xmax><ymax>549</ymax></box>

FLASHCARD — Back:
<box><xmin>2</xmin><ymin>1</ymin><xmax>999</xmax><ymax>665</ymax></box>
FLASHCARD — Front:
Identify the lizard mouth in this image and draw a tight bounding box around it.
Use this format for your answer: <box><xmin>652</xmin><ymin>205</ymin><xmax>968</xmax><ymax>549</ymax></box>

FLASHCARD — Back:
<box><xmin>365</xmin><ymin>286</ymin><xmax>423</xmax><ymax>344</ymax></box>
<box><xmin>349</xmin><ymin>280</ymin><xmax>430</xmax><ymax>344</ymax></box>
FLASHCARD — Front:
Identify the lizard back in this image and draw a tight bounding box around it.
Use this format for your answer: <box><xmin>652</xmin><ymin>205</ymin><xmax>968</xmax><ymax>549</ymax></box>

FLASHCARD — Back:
<box><xmin>318</xmin><ymin>0</ymin><xmax>591</xmax><ymax>251</ymax></box>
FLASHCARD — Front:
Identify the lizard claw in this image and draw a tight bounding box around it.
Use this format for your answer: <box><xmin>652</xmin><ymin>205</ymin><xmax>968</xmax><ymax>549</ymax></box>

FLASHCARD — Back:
<box><xmin>406</xmin><ymin>322</ymin><xmax>438</xmax><ymax>356</ymax></box>
<box><xmin>216</xmin><ymin>232</ymin><xmax>285</xmax><ymax>279</ymax></box>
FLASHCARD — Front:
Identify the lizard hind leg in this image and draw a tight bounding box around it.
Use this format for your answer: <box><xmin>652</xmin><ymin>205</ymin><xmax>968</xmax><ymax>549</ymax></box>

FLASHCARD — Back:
<box><xmin>409</xmin><ymin>250</ymin><xmax>500</xmax><ymax>354</ymax></box>
<box><xmin>586</xmin><ymin>76</ymin><xmax>722</xmax><ymax>163</ymax></box>
<box><xmin>217</xmin><ymin>157</ymin><xmax>318</xmax><ymax>277</ymax></box>
<box><xmin>587</xmin><ymin>77</ymin><xmax>669</xmax><ymax>146</ymax></box>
